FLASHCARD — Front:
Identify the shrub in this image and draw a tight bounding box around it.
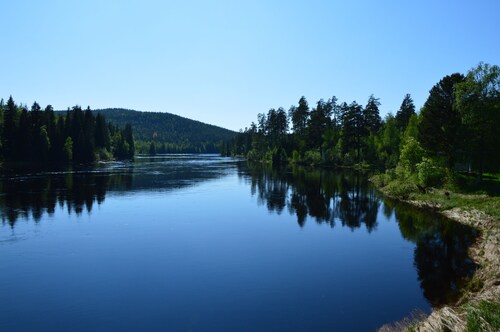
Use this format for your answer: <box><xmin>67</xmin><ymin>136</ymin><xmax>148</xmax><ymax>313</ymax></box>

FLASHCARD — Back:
<box><xmin>263</xmin><ymin>150</ymin><xmax>274</xmax><ymax>163</ymax></box>
<box><xmin>373</xmin><ymin>170</ymin><xmax>397</xmax><ymax>187</ymax></box>
<box><xmin>385</xmin><ymin>178</ymin><xmax>418</xmax><ymax>199</ymax></box>
<box><xmin>247</xmin><ymin>149</ymin><xmax>262</xmax><ymax>161</ymax></box>
<box><xmin>416</xmin><ymin>157</ymin><xmax>446</xmax><ymax>187</ymax></box>
<box><xmin>303</xmin><ymin>150</ymin><xmax>321</xmax><ymax>165</ymax></box>
<box><xmin>397</xmin><ymin>137</ymin><xmax>424</xmax><ymax>178</ymax></box>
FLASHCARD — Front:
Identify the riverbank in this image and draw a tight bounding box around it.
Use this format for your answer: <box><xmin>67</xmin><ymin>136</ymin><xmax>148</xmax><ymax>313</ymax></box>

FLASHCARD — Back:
<box><xmin>373</xmin><ymin>180</ymin><xmax>500</xmax><ymax>331</ymax></box>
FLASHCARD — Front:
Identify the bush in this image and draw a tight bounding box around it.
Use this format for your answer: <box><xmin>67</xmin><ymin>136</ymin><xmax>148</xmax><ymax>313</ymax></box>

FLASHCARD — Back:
<box><xmin>303</xmin><ymin>150</ymin><xmax>321</xmax><ymax>165</ymax></box>
<box><xmin>247</xmin><ymin>149</ymin><xmax>262</xmax><ymax>161</ymax></box>
<box><xmin>263</xmin><ymin>150</ymin><xmax>274</xmax><ymax>163</ymax></box>
<box><xmin>371</xmin><ymin>170</ymin><xmax>396</xmax><ymax>188</ymax></box>
<box><xmin>416</xmin><ymin>157</ymin><xmax>446</xmax><ymax>187</ymax></box>
<box><xmin>397</xmin><ymin>137</ymin><xmax>424</xmax><ymax>178</ymax></box>
<box><xmin>97</xmin><ymin>148</ymin><xmax>113</xmax><ymax>161</ymax></box>
<box><xmin>385</xmin><ymin>178</ymin><xmax>418</xmax><ymax>199</ymax></box>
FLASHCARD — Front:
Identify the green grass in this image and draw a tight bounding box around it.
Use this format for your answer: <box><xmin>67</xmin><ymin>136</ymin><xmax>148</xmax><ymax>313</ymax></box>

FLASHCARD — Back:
<box><xmin>465</xmin><ymin>300</ymin><xmax>500</xmax><ymax>331</ymax></box>
<box><xmin>447</xmin><ymin>172</ymin><xmax>500</xmax><ymax>197</ymax></box>
<box><xmin>372</xmin><ymin>172</ymin><xmax>500</xmax><ymax>220</ymax></box>
<box><xmin>411</xmin><ymin>190</ymin><xmax>500</xmax><ymax>220</ymax></box>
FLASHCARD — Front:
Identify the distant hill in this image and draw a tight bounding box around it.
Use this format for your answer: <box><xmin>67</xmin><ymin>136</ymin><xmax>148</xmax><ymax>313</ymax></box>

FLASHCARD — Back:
<box><xmin>93</xmin><ymin>108</ymin><xmax>237</xmax><ymax>153</ymax></box>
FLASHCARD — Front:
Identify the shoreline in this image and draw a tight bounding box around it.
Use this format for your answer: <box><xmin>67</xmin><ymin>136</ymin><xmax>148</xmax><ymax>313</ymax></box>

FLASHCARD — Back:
<box><xmin>375</xmin><ymin>185</ymin><xmax>499</xmax><ymax>331</ymax></box>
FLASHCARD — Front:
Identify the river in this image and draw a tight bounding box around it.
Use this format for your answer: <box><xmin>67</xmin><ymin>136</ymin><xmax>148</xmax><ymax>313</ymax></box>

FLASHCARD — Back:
<box><xmin>0</xmin><ymin>155</ymin><xmax>477</xmax><ymax>331</ymax></box>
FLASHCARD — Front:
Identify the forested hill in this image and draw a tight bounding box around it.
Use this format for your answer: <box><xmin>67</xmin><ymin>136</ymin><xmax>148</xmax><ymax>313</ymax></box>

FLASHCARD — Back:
<box><xmin>93</xmin><ymin>108</ymin><xmax>237</xmax><ymax>153</ymax></box>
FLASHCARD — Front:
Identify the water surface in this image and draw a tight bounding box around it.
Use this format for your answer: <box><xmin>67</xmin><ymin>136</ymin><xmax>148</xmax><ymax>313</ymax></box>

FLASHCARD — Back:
<box><xmin>0</xmin><ymin>155</ymin><xmax>477</xmax><ymax>331</ymax></box>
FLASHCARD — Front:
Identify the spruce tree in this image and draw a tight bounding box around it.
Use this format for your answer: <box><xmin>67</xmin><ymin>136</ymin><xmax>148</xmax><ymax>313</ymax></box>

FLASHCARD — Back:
<box><xmin>418</xmin><ymin>73</ymin><xmax>465</xmax><ymax>168</ymax></box>
<box><xmin>396</xmin><ymin>94</ymin><xmax>416</xmax><ymax>131</ymax></box>
<box><xmin>363</xmin><ymin>95</ymin><xmax>381</xmax><ymax>133</ymax></box>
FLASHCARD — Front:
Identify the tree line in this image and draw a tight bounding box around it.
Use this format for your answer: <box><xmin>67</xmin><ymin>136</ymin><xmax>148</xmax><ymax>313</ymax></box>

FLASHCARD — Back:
<box><xmin>0</xmin><ymin>97</ymin><xmax>135</xmax><ymax>164</ymax></box>
<box><xmin>94</xmin><ymin>108</ymin><xmax>236</xmax><ymax>154</ymax></box>
<box><xmin>222</xmin><ymin>62</ymin><xmax>500</xmax><ymax>182</ymax></box>
<box><xmin>137</xmin><ymin>139</ymin><xmax>221</xmax><ymax>155</ymax></box>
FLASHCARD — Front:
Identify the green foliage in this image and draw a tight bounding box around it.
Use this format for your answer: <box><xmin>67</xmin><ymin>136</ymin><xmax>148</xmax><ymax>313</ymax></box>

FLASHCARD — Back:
<box><xmin>454</xmin><ymin>62</ymin><xmax>500</xmax><ymax>177</ymax></box>
<box><xmin>396</xmin><ymin>93</ymin><xmax>416</xmax><ymax>131</ymax></box>
<box><xmin>63</xmin><ymin>137</ymin><xmax>73</xmax><ymax>161</ymax></box>
<box><xmin>263</xmin><ymin>149</ymin><xmax>274</xmax><ymax>163</ymax></box>
<box><xmin>303</xmin><ymin>150</ymin><xmax>321</xmax><ymax>165</ymax></box>
<box><xmin>94</xmin><ymin>108</ymin><xmax>236</xmax><ymax>154</ymax></box>
<box><xmin>465</xmin><ymin>300</ymin><xmax>500</xmax><ymax>332</ymax></box>
<box><xmin>416</xmin><ymin>157</ymin><xmax>446</xmax><ymax>187</ymax></box>
<box><xmin>223</xmin><ymin>62</ymin><xmax>499</xmax><ymax>183</ymax></box>
<box><xmin>0</xmin><ymin>97</ymin><xmax>135</xmax><ymax>164</ymax></box>
<box><xmin>418</xmin><ymin>73</ymin><xmax>465</xmax><ymax>168</ymax></box>
<box><xmin>339</xmin><ymin>101</ymin><xmax>365</xmax><ymax>162</ymax></box>
<box><xmin>370</xmin><ymin>171</ymin><xmax>395</xmax><ymax>188</ymax></box>
<box><xmin>403</xmin><ymin>114</ymin><xmax>419</xmax><ymax>142</ymax></box>
<box><xmin>247</xmin><ymin>149</ymin><xmax>263</xmax><ymax>162</ymax></box>
<box><xmin>363</xmin><ymin>95</ymin><xmax>382</xmax><ymax>133</ymax></box>
<box><xmin>385</xmin><ymin>178</ymin><xmax>418</xmax><ymax>199</ymax></box>
<box><xmin>289</xmin><ymin>96</ymin><xmax>309</xmax><ymax>136</ymax></box>
<box><xmin>307</xmin><ymin>99</ymin><xmax>333</xmax><ymax>152</ymax></box>
<box><xmin>397</xmin><ymin>137</ymin><xmax>424</xmax><ymax>179</ymax></box>
<box><xmin>149</xmin><ymin>141</ymin><xmax>157</xmax><ymax>156</ymax></box>
<box><xmin>378</xmin><ymin>114</ymin><xmax>401</xmax><ymax>169</ymax></box>
<box><xmin>412</xmin><ymin>188</ymin><xmax>500</xmax><ymax>220</ymax></box>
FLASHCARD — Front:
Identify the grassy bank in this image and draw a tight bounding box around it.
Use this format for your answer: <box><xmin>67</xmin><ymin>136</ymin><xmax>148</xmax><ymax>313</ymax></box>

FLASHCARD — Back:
<box><xmin>372</xmin><ymin>173</ymin><xmax>500</xmax><ymax>332</ymax></box>
<box><xmin>371</xmin><ymin>172</ymin><xmax>500</xmax><ymax>219</ymax></box>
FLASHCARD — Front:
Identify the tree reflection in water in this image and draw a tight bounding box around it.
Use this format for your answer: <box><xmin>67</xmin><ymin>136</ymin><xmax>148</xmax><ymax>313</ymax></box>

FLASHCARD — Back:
<box><xmin>241</xmin><ymin>163</ymin><xmax>381</xmax><ymax>231</ymax></box>
<box><xmin>0</xmin><ymin>156</ymin><xmax>233</xmax><ymax>227</ymax></box>
<box><xmin>0</xmin><ymin>166</ymin><xmax>133</xmax><ymax>227</ymax></box>
<box><xmin>0</xmin><ymin>160</ymin><xmax>478</xmax><ymax>308</ymax></box>
<box><xmin>387</xmin><ymin>198</ymin><xmax>478</xmax><ymax>306</ymax></box>
<box><xmin>240</xmin><ymin>162</ymin><xmax>478</xmax><ymax>306</ymax></box>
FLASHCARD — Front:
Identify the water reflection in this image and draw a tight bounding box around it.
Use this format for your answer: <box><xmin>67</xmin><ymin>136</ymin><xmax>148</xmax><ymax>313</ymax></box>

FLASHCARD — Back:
<box><xmin>0</xmin><ymin>155</ymin><xmax>235</xmax><ymax>227</ymax></box>
<box><xmin>0</xmin><ymin>159</ymin><xmax>478</xmax><ymax>310</ymax></box>
<box><xmin>240</xmin><ymin>163</ymin><xmax>478</xmax><ymax>306</ymax></box>
<box><xmin>239</xmin><ymin>163</ymin><xmax>381</xmax><ymax>231</ymax></box>
<box><xmin>0</xmin><ymin>166</ymin><xmax>132</xmax><ymax>226</ymax></box>
<box><xmin>386</xmin><ymin>199</ymin><xmax>478</xmax><ymax>306</ymax></box>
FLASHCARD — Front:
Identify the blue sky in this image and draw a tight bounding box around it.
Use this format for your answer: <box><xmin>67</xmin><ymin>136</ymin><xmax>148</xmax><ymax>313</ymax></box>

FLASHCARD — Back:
<box><xmin>2</xmin><ymin>0</ymin><xmax>499</xmax><ymax>131</ymax></box>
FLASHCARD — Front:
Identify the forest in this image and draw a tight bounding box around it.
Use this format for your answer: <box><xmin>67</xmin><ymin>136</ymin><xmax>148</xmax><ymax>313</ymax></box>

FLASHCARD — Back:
<box><xmin>222</xmin><ymin>62</ymin><xmax>500</xmax><ymax>188</ymax></box>
<box><xmin>0</xmin><ymin>97</ymin><xmax>135</xmax><ymax>164</ymax></box>
<box><xmin>93</xmin><ymin>108</ymin><xmax>236</xmax><ymax>154</ymax></box>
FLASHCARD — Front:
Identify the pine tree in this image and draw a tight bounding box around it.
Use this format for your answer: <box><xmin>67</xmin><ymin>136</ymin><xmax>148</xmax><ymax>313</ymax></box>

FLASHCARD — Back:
<box><xmin>418</xmin><ymin>73</ymin><xmax>465</xmax><ymax>168</ymax></box>
<box><xmin>363</xmin><ymin>94</ymin><xmax>381</xmax><ymax>133</ymax></box>
<box><xmin>454</xmin><ymin>62</ymin><xmax>500</xmax><ymax>177</ymax></box>
<box><xmin>2</xmin><ymin>96</ymin><xmax>17</xmax><ymax>160</ymax></box>
<box><xmin>340</xmin><ymin>101</ymin><xmax>364</xmax><ymax>162</ymax></box>
<box><xmin>289</xmin><ymin>96</ymin><xmax>309</xmax><ymax>136</ymax></box>
<box><xmin>396</xmin><ymin>94</ymin><xmax>416</xmax><ymax>131</ymax></box>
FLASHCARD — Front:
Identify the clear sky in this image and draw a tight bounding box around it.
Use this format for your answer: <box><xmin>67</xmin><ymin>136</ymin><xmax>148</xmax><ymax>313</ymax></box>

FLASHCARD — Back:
<box><xmin>2</xmin><ymin>0</ymin><xmax>499</xmax><ymax>131</ymax></box>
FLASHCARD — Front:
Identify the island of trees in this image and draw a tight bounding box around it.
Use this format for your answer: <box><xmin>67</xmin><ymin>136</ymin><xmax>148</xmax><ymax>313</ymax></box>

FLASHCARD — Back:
<box><xmin>222</xmin><ymin>62</ymin><xmax>500</xmax><ymax>188</ymax></box>
<box><xmin>0</xmin><ymin>97</ymin><xmax>135</xmax><ymax>164</ymax></box>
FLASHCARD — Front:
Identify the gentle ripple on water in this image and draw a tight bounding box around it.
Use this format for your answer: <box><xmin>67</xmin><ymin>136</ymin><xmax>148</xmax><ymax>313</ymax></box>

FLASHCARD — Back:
<box><xmin>0</xmin><ymin>155</ymin><xmax>478</xmax><ymax>331</ymax></box>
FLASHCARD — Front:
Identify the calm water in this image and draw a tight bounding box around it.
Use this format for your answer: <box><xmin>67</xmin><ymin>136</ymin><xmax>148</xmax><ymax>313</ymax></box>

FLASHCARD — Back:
<box><xmin>0</xmin><ymin>155</ymin><xmax>477</xmax><ymax>331</ymax></box>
